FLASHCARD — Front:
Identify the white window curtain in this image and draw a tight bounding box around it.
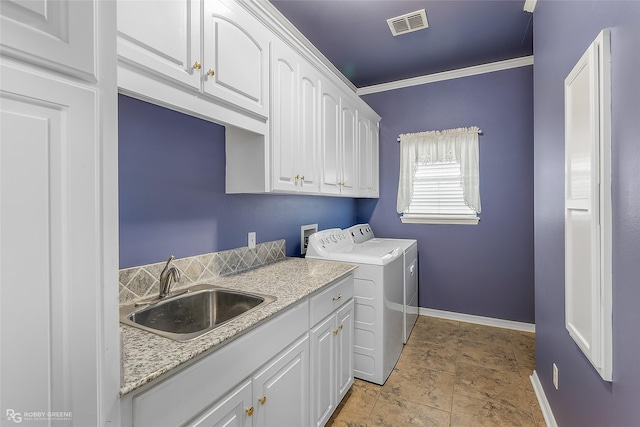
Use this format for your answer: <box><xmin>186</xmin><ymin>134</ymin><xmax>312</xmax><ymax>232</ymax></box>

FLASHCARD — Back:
<box><xmin>397</xmin><ymin>126</ymin><xmax>481</xmax><ymax>215</ymax></box>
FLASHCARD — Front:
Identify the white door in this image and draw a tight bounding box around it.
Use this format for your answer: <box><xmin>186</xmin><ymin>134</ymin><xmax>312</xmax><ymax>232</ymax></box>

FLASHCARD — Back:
<box><xmin>1</xmin><ymin>61</ymin><xmax>105</xmax><ymax>426</ymax></box>
<box><xmin>203</xmin><ymin>0</ymin><xmax>270</xmax><ymax>117</ymax></box>
<box><xmin>271</xmin><ymin>41</ymin><xmax>298</xmax><ymax>192</ymax></box>
<box><xmin>253</xmin><ymin>335</ymin><xmax>309</xmax><ymax>427</ymax></box>
<box><xmin>336</xmin><ymin>300</ymin><xmax>355</xmax><ymax>402</ymax></box>
<box><xmin>340</xmin><ymin>98</ymin><xmax>357</xmax><ymax>196</ymax></box>
<box><xmin>0</xmin><ymin>0</ymin><xmax>95</xmax><ymax>79</ymax></box>
<box><xmin>564</xmin><ymin>29</ymin><xmax>612</xmax><ymax>381</ymax></box>
<box><xmin>187</xmin><ymin>379</ymin><xmax>252</xmax><ymax>427</ymax></box>
<box><xmin>117</xmin><ymin>0</ymin><xmax>201</xmax><ymax>89</ymax></box>
<box><xmin>320</xmin><ymin>85</ymin><xmax>341</xmax><ymax>195</ymax></box>
<box><xmin>297</xmin><ymin>60</ymin><xmax>320</xmax><ymax>193</ymax></box>
<box><xmin>310</xmin><ymin>315</ymin><xmax>336</xmax><ymax>427</ymax></box>
<box><xmin>357</xmin><ymin>115</ymin><xmax>370</xmax><ymax>195</ymax></box>
<box><xmin>368</xmin><ymin>123</ymin><xmax>380</xmax><ymax>197</ymax></box>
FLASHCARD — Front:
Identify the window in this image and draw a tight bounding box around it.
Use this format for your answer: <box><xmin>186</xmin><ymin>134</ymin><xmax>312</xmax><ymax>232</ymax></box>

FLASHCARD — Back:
<box><xmin>397</xmin><ymin>127</ymin><xmax>481</xmax><ymax>225</ymax></box>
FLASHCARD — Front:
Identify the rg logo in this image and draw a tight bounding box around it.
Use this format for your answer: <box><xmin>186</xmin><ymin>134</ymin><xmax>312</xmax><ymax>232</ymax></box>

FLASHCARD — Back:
<box><xmin>6</xmin><ymin>409</ymin><xmax>22</xmax><ymax>423</ymax></box>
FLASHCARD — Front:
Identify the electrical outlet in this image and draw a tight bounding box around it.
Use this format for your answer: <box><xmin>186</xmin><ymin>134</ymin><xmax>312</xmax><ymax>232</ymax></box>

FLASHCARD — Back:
<box><xmin>248</xmin><ymin>232</ymin><xmax>256</xmax><ymax>249</ymax></box>
<box><xmin>553</xmin><ymin>363</ymin><xmax>559</xmax><ymax>390</ymax></box>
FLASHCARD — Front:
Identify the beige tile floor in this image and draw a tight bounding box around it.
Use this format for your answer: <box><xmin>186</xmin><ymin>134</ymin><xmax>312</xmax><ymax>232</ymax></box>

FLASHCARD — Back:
<box><xmin>327</xmin><ymin>315</ymin><xmax>545</xmax><ymax>427</ymax></box>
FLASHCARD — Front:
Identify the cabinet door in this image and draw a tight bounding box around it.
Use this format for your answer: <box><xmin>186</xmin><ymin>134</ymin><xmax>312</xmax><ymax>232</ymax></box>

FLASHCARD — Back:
<box><xmin>117</xmin><ymin>0</ymin><xmax>201</xmax><ymax>89</ymax></box>
<box><xmin>297</xmin><ymin>60</ymin><xmax>321</xmax><ymax>193</ymax></box>
<box><xmin>356</xmin><ymin>115</ymin><xmax>370</xmax><ymax>195</ymax></box>
<box><xmin>340</xmin><ymin>98</ymin><xmax>358</xmax><ymax>196</ymax></box>
<box><xmin>203</xmin><ymin>0</ymin><xmax>270</xmax><ymax>117</ymax></box>
<box><xmin>368</xmin><ymin>123</ymin><xmax>380</xmax><ymax>197</ymax></box>
<box><xmin>253</xmin><ymin>335</ymin><xmax>309</xmax><ymax>427</ymax></box>
<box><xmin>1</xmin><ymin>0</ymin><xmax>95</xmax><ymax>79</ymax></box>
<box><xmin>336</xmin><ymin>300</ymin><xmax>355</xmax><ymax>402</ymax></box>
<box><xmin>564</xmin><ymin>29</ymin><xmax>612</xmax><ymax>382</ymax></box>
<box><xmin>310</xmin><ymin>315</ymin><xmax>337</xmax><ymax>427</ymax></box>
<box><xmin>1</xmin><ymin>61</ymin><xmax>104</xmax><ymax>426</ymax></box>
<box><xmin>319</xmin><ymin>84</ymin><xmax>341</xmax><ymax>195</ymax></box>
<box><xmin>186</xmin><ymin>379</ymin><xmax>252</xmax><ymax>427</ymax></box>
<box><xmin>271</xmin><ymin>41</ymin><xmax>298</xmax><ymax>192</ymax></box>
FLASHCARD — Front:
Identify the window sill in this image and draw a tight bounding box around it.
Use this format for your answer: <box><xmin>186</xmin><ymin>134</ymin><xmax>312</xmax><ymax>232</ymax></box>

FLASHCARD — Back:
<box><xmin>400</xmin><ymin>215</ymin><xmax>479</xmax><ymax>225</ymax></box>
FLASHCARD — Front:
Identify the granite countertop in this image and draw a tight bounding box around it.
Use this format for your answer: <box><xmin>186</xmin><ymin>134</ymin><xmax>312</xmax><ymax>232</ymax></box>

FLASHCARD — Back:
<box><xmin>120</xmin><ymin>257</ymin><xmax>357</xmax><ymax>396</ymax></box>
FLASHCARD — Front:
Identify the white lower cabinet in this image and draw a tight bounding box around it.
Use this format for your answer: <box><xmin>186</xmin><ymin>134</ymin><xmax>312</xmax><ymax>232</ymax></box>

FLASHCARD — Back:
<box><xmin>188</xmin><ymin>334</ymin><xmax>309</xmax><ymax>427</ymax></box>
<box><xmin>188</xmin><ymin>379</ymin><xmax>253</xmax><ymax>427</ymax></box>
<box><xmin>123</xmin><ymin>275</ymin><xmax>355</xmax><ymax>427</ymax></box>
<box><xmin>309</xmin><ymin>279</ymin><xmax>355</xmax><ymax>427</ymax></box>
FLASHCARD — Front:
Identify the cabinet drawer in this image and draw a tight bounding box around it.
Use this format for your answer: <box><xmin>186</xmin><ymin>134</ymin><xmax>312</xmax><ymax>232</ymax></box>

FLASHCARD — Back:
<box><xmin>310</xmin><ymin>275</ymin><xmax>354</xmax><ymax>325</ymax></box>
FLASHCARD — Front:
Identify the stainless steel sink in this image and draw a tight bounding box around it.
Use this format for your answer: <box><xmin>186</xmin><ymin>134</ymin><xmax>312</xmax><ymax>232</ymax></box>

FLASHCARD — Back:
<box><xmin>120</xmin><ymin>284</ymin><xmax>277</xmax><ymax>341</ymax></box>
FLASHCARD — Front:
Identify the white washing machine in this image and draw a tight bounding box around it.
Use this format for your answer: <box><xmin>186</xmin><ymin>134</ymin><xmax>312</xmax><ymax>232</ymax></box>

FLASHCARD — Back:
<box><xmin>346</xmin><ymin>224</ymin><xmax>419</xmax><ymax>344</ymax></box>
<box><xmin>306</xmin><ymin>228</ymin><xmax>404</xmax><ymax>385</ymax></box>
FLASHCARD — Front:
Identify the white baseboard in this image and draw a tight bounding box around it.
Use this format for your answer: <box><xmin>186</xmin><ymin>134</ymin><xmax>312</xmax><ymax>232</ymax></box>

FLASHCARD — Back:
<box><xmin>530</xmin><ymin>370</ymin><xmax>558</xmax><ymax>427</ymax></box>
<box><xmin>418</xmin><ymin>308</ymin><xmax>535</xmax><ymax>332</ymax></box>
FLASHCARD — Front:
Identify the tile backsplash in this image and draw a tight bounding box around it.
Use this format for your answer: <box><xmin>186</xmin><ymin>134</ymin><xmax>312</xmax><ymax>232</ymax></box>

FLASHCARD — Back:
<box><xmin>119</xmin><ymin>240</ymin><xmax>286</xmax><ymax>305</ymax></box>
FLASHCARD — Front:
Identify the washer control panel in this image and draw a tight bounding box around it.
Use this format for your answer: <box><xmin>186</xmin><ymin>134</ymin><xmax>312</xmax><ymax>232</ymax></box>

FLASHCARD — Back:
<box><xmin>345</xmin><ymin>223</ymin><xmax>375</xmax><ymax>244</ymax></box>
<box><xmin>305</xmin><ymin>228</ymin><xmax>352</xmax><ymax>257</ymax></box>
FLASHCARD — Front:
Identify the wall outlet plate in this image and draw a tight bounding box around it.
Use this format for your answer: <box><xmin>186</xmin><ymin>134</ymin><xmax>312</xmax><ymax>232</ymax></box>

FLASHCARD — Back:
<box><xmin>248</xmin><ymin>232</ymin><xmax>256</xmax><ymax>249</ymax></box>
<box><xmin>300</xmin><ymin>224</ymin><xmax>318</xmax><ymax>255</ymax></box>
<box><xmin>553</xmin><ymin>363</ymin><xmax>559</xmax><ymax>390</ymax></box>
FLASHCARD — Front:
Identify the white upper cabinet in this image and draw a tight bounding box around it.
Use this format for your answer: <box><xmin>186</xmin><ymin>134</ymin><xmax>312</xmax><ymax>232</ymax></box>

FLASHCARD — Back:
<box><xmin>203</xmin><ymin>0</ymin><xmax>270</xmax><ymax>117</ymax></box>
<box><xmin>117</xmin><ymin>0</ymin><xmax>271</xmax><ymax>130</ymax></box>
<box><xmin>271</xmin><ymin>40</ymin><xmax>319</xmax><ymax>193</ymax></box>
<box><xmin>357</xmin><ymin>113</ymin><xmax>380</xmax><ymax>197</ymax></box>
<box><xmin>118</xmin><ymin>0</ymin><xmax>201</xmax><ymax>89</ymax></box>
<box><xmin>116</xmin><ymin>0</ymin><xmax>380</xmax><ymax>198</ymax></box>
<box><xmin>319</xmin><ymin>82</ymin><xmax>342</xmax><ymax>194</ymax></box>
<box><xmin>340</xmin><ymin>97</ymin><xmax>358</xmax><ymax>196</ymax></box>
<box><xmin>0</xmin><ymin>0</ymin><xmax>96</xmax><ymax>79</ymax></box>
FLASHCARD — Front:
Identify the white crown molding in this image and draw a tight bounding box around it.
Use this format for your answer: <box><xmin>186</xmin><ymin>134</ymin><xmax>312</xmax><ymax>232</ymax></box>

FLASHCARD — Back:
<box><xmin>418</xmin><ymin>308</ymin><xmax>535</xmax><ymax>332</ymax></box>
<box><xmin>530</xmin><ymin>371</ymin><xmax>559</xmax><ymax>427</ymax></box>
<box><xmin>357</xmin><ymin>55</ymin><xmax>534</xmax><ymax>96</ymax></box>
<box><xmin>249</xmin><ymin>0</ymin><xmax>358</xmax><ymax>93</ymax></box>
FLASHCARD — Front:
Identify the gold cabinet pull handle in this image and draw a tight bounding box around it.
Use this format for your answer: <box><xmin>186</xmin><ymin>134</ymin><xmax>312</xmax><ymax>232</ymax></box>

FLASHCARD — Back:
<box><xmin>207</xmin><ymin>68</ymin><xmax>215</xmax><ymax>77</ymax></box>
<box><xmin>193</xmin><ymin>61</ymin><xmax>201</xmax><ymax>70</ymax></box>
<box><xmin>258</xmin><ymin>396</ymin><xmax>267</xmax><ymax>405</ymax></box>
<box><xmin>332</xmin><ymin>294</ymin><xmax>342</xmax><ymax>301</ymax></box>
<box><xmin>246</xmin><ymin>407</ymin><xmax>254</xmax><ymax>416</ymax></box>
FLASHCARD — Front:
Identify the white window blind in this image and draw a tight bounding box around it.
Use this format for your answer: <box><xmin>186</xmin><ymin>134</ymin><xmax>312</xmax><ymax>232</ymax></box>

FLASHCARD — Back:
<box><xmin>405</xmin><ymin>161</ymin><xmax>477</xmax><ymax>217</ymax></box>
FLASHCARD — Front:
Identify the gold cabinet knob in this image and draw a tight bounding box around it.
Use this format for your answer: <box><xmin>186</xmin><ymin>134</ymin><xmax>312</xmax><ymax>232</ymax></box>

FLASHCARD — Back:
<box><xmin>207</xmin><ymin>68</ymin><xmax>215</xmax><ymax>77</ymax></box>
<box><xmin>300</xmin><ymin>175</ymin><xmax>305</xmax><ymax>180</ymax></box>
<box><xmin>246</xmin><ymin>407</ymin><xmax>254</xmax><ymax>416</ymax></box>
<box><xmin>258</xmin><ymin>396</ymin><xmax>267</xmax><ymax>405</ymax></box>
<box><xmin>333</xmin><ymin>329</ymin><xmax>339</xmax><ymax>335</ymax></box>
<box><xmin>332</xmin><ymin>294</ymin><xmax>342</xmax><ymax>301</ymax></box>
<box><xmin>294</xmin><ymin>174</ymin><xmax>300</xmax><ymax>180</ymax></box>
<box><xmin>339</xmin><ymin>324</ymin><xmax>344</xmax><ymax>330</ymax></box>
<box><xmin>193</xmin><ymin>61</ymin><xmax>201</xmax><ymax>70</ymax></box>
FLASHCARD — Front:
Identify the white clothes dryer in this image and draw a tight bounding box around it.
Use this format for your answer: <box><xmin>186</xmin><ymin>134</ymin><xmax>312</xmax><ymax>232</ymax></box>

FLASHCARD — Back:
<box><xmin>346</xmin><ymin>224</ymin><xmax>419</xmax><ymax>344</ymax></box>
<box><xmin>306</xmin><ymin>228</ymin><xmax>404</xmax><ymax>385</ymax></box>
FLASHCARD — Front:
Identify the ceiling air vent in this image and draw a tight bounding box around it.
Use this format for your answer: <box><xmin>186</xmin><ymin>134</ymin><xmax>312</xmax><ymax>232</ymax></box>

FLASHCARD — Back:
<box><xmin>387</xmin><ymin>9</ymin><xmax>429</xmax><ymax>37</ymax></box>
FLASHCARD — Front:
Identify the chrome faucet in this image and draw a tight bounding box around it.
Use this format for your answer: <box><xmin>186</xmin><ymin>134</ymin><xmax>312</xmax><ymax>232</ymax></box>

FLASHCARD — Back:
<box><xmin>159</xmin><ymin>255</ymin><xmax>181</xmax><ymax>298</ymax></box>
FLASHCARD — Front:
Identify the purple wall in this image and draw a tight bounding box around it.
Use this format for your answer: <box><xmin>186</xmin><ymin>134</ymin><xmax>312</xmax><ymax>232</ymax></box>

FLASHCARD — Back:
<box><xmin>533</xmin><ymin>2</ymin><xmax>640</xmax><ymax>425</ymax></box>
<box><xmin>360</xmin><ymin>66</ymin><xmax>535</xmax><ymax>323</ymax></box>
<box><xmin>118</xmin><ymin>95</ymin><xmax>357</xmax><ymax>268</ymax></box>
